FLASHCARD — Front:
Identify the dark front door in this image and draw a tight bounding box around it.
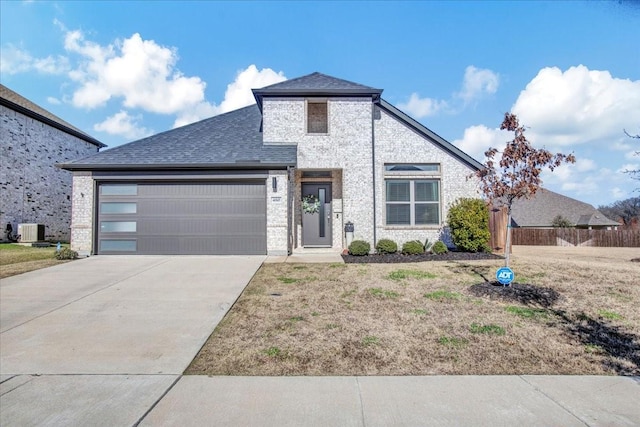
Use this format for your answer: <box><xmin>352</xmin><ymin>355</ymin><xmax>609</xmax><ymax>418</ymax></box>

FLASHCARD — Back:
<box><xmin>301</xmin><ymin>183</ymin><xmax>332</xmax><ymax>247</ymax></box>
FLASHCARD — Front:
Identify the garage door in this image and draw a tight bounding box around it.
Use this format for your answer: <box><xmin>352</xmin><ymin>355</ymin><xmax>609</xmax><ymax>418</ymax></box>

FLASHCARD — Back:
<box><xmin>97</xmin><ymin>182</ymin><xmax>266</xmax><ymax>255</ymax></box>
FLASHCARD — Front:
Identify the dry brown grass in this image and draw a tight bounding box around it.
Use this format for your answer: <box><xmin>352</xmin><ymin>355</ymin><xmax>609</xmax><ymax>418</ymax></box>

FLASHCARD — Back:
<box><xmin>187</xmin><ymin>247</ymin><xmax>640</xmax><ymax>376</ymax></box>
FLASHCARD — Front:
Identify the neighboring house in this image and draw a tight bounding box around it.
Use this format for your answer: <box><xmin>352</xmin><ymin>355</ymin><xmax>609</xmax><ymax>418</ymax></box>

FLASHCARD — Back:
<box><xmin>60</xmin><ymin>72</ymin><xmax>482</xmax><ymax>256</ymax></box>
<box><xmin>510</xmin><ymin>189</ymin><xmax>620</xmax><ymax>230</ymax></box>
<box><xmin>0</xmin><ymin>84</ymin><xmax>105</xmax><ymax>242</ymax></box>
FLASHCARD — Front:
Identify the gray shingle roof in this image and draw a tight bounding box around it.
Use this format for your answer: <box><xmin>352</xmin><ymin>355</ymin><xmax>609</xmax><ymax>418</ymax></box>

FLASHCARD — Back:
<box><xmin>258</xmin><ymin>72</ymin><xmax>381</xmax><ymax>92</ymax></box>
<box><xmin>0</xmin><ymin>84</ymin><xmax>105</xmax><ymax>148</ymax></box>
<box><xmin>61</xmin><ymin>105</ymin><xmax>296</xmax><ymax>170</ymax></box>
<box><xmin>252</xmin><ymin>72</ymin><xmax>382</xmax><ymax>110</ymax></box>
<box><xmin>511</xmin><ymin>189</ymin><xmax>620</xmax><ymax>228</ymax></box>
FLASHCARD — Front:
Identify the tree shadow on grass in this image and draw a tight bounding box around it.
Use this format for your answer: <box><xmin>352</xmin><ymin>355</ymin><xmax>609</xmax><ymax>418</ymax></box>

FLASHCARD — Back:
<box><xmin>467</xmin><ymin>278</ymin><xmax>639</xmax><ymax>375</ymax></box>
<box><xmin>552</xmin><ymin>310</ymin><xmax>640</xmax><ymax>375</ymax></box>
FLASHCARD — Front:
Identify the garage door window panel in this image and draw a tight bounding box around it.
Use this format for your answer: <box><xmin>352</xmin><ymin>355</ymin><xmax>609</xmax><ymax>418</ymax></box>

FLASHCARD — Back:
<box><xmin>100</xmin><ymin>184</ymin><xmax>137</xmax><ymax>196</ymax></box>
<box><xmin>100</xmin><ymin>221</ymin><xmax>137</xmax><ymax>233</ymax></box>
<box><xmin>101</xmin><ymin>202</ymin><xmax>137</xmax><ymax>214</ymax></box>
<box><xmin>100</xmin><ymin>240</ymin><xmax>137</xmax><ymax>252</ymax></box>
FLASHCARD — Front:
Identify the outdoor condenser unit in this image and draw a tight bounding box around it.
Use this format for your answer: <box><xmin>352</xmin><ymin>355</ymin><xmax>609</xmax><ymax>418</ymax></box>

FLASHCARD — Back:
<box><xmin>18</xmin><ymin>223</ymin><xmax>45</xmax><ymax>243</ymax></box>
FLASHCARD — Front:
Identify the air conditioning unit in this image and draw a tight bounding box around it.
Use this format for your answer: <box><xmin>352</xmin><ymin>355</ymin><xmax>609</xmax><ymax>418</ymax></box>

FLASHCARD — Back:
<box><xmin>18</xmin><ymin>224</ymin><xmax>45</xmax><ymax>243</ymax></box>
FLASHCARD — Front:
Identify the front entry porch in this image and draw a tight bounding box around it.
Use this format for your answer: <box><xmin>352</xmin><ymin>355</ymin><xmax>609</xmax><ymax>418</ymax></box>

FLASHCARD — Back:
<box><xmin>293</xmin><ymin>169</ymin><xmax>344</xmax><ymax>251</ymax></box>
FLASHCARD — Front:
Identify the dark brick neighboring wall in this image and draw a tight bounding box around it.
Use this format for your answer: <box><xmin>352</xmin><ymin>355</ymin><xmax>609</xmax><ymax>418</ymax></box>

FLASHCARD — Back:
<box><xmin>0</xmin><ymin>105</ymin><xmax>99</xmax><ymax>242</ymax></box>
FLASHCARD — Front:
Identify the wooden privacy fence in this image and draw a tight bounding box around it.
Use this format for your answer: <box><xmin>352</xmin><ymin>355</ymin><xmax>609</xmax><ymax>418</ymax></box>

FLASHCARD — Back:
<box><xmin>510</xmin><ymin>228</ymin><xmax>640</xmax><ymax>247</ymax></box>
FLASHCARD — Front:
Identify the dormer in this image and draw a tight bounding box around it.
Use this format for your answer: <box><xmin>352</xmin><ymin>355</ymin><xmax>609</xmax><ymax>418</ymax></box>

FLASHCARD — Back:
<box><xmin>252</xmin><ymin>72</ymin><xmax>383</xmax><ymax>144</ymax></box>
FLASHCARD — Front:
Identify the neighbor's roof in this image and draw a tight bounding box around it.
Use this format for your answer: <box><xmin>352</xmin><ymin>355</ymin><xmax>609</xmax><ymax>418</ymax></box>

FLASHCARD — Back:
<box><xmin>0</xmin><ymin>84</ymin><xmax>105</xmax><ymax>148</ymax></box>
<box><xmin>510</xmin><ymin>189</ymin><xmax>620</xmax><ymax>227</ymax></box>
<box><xmin>253</xmin><ymin>72</ymin><xmax>383</xmax><ymax>110</ymax></box>
<box><xmin>60</xmin><ymin>105</ymin><xmax>297</xmax><ymax>171</ymax></box>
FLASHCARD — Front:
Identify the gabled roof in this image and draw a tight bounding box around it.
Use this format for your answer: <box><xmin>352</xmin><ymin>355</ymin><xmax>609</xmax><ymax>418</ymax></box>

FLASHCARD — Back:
<box><xmin>60</xmin><ymin>105</ymin><xmax>296</xmax><ymax>171</ymax></box>
<box><xmin>378</xmin><ymin>99</ymin><xmax>483</xmax><ymax>171</ymax></box>
<box><xmin>510</xmin><ymin>189</ymin><xmax>619</xmax><ymax>227</ymax></box>
<box><xmin>0</xmin><ymin>84</ymin><xmax>106</xmax><ymax>148</ymax></box>
<box><xmin>253</xmin><ymin>72</ymin><xmax>383</xmax><ymax>110</ymax></box>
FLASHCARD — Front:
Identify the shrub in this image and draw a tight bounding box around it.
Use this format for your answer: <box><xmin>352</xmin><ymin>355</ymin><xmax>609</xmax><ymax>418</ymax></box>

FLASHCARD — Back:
<box><xmin>431</xmin><ymin>240</ymin><xmax>448</xmax><ymax>255</ymax></box>
<box><xmin>348</xmin><ymin>240</ymin><xmax>371</xmax><ymax>256</ymax></box>
<box><xmin>375</xmin><ymin>239</ymin><xmax>397</xmax><ymax>254</ymax></box>
<box><xmin>551</xmin><ymin>215</ymin><xmax>573</xmax><ymax>228</ymax></box>
<box><xmin>402</xmin><ymin>240</ymin><xmax>424</xmax><ymax>255</ymax></box>
<box><xmin>55</xmin><ymin>247</ymin><xmax>78</xmax><ymax>260</ymax></box>
<box><xmin>447</xmin><ymin>198</ymin><xmax>490</xmax><ymax>252</ymax></box>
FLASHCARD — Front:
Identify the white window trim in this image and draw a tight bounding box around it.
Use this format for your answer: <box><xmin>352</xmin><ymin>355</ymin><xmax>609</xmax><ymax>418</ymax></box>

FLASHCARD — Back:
<box><xmin>383</xmin><ymin>162</ymin><xmax>442</xmax><ymax>228</ymax></box>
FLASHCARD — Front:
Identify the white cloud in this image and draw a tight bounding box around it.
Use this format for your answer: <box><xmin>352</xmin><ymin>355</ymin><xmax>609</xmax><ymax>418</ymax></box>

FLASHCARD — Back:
<box><xmin>93</xmin><ymin>110</ymin><xmax>152</xmax><ymax>140</ymax></box>
<box><xmin>396</xmin><ymin>93</ymin><xmax>447</xmax><ymax>119</ymax></box>
<box><xmin>47</xmin><ymin>96</ymin><xmax>61</xmax><ymax>105</ymax></box>
<box><xmin>218</xmin><ymin>64</ymin><xmax>286</xmax><ymax>113</ymax></box>
<box><xmin>173</xmin><ymin>64</ymin><xmax>286</xmax><ymax>128</ymax></box>
<box><xmin>0</xmin><ymin>44</ymin><xmax>68</xmax><ymax>75</ymax></box>
<box><xmin>512</xmin><ymin>65</ymin><xmax>640</xmax><ymax>147</ymax></box>
<box><xmin>65</xmin><ymin>31</ymin><xmax>205</xmax><ymax>113</ymax></box>
<box><xmin>397</xmin><ymin>65</ymin><xmax>498</xmax><ymax>118</ymax></box>
<box><xmin>455</xmin><ymin>65</ymin><xmax>500</xmax><ymax>105</ymax></box>
<box><xmin>452</xmin><ymin>124</ymin><xmax>510</xmax><ymax>160</ymax></box>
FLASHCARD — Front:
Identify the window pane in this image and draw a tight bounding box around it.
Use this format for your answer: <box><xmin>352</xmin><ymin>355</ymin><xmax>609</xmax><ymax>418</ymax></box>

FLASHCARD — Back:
<box><xmin>386</xmin><ymin>181</ymin><xmax>410</xmax><ymax>201</ymax></box>
<box><xmin>100</xmin><ymin>240</ymin><xmax>136</xmax><ymax>251</ymax></box>
<box><xmin>386</xmin><ymin>204</ymin><xmax>411</xmax><ymax>225</ymax></box>
<box><xmin>415</xmin><ymin>204</ymin><xmax>440</xmax><ymax>225</ymax></box>
<box><xmin>100</xmin><ymin>184</ymin><xmax>137</xmax><ymax>196</ymax></box>
<box><xmin>101</xmin><ymin>202</ymin><xmax>137</xmax><ymax>214</ymax></box>
<box><xmin>100</xmin><ymin>221</ymin><xmax>136</xmax><ymax>232</ymax></box>
<box><xmin>308</xmin><ymin>102</ymin><xmax>328</xmax><ymax>133</ymax></box>
<box><xmin>415</xmin><ymin>181</ymin><xmax>439</xmax><ymax>202</ymax></box>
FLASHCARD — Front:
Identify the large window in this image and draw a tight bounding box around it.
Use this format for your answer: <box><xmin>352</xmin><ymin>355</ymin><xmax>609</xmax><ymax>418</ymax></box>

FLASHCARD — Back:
<box><xmin>307</xmin><ymin>101</ymin><xmax>328</xmax><ymax>134</ymax></box>
<box><xmin>386</xmin><ymin>180</ymin><xmax>440</xmax><ymax>226</ymax></box>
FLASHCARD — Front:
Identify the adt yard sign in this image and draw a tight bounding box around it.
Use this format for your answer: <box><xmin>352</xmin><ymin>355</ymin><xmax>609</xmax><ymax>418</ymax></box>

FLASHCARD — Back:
<box><xmin>496</xmin><ymin>267</ymin><xmax>515</xmax><ymax>286</ymax></box>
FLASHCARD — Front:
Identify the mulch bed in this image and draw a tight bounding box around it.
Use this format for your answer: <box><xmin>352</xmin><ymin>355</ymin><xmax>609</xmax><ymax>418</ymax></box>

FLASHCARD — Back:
<box><xmin>341</xmin><ymin>251</ymin><xmax>503</xmax><ymax>264</ymax></box>
<box><xmin>468</xmin><ymin>281</ymin><xmax>562</xmax><ymax>307</ymax></box>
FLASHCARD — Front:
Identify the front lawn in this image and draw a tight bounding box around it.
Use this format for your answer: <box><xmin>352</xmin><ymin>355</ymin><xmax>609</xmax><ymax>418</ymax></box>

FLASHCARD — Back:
<box><xmin>0</xmin><ymin>243</ymin><xmax>71</xmax><ymax>279</ymax></box>
<box><xmin>187</xmin><ymin>248</ymin><xmax>640</xmax><ymax>376</ymax></box>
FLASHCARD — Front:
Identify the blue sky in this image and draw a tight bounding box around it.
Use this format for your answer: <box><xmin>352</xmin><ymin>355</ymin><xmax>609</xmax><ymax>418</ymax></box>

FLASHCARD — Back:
<box><xmin>1</xmin><ymin>0</ymin><xmax>639</xmax><ymax>207</ymax></box>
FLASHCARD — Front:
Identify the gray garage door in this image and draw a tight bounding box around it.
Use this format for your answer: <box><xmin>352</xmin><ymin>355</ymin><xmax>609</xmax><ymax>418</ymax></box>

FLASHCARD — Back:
<box><xmin>97</xmin><ymin>182</ymin><xmax>266</xmax><ymax>255</ymax></box>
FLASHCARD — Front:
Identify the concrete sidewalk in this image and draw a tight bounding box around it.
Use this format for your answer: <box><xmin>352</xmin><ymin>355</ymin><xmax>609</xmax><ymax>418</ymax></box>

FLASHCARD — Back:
<box><xmin>2</xmin><ymin>374</ymin><xmax>638</xmax><ymax>426</ymax></box>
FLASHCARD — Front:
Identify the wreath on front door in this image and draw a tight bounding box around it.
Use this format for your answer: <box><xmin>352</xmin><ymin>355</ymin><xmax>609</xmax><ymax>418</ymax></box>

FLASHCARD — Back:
<box><xmin>302</xmin><ymin>194</ymin><xmax>320</xmax><ymax>214</ymax></box>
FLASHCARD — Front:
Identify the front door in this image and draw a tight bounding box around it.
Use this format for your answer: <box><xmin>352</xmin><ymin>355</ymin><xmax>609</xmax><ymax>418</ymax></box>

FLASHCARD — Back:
<box><xmin>301</xmin><ymin>183</ymin><xmax>332</xmax><ymax>247</ymax></box>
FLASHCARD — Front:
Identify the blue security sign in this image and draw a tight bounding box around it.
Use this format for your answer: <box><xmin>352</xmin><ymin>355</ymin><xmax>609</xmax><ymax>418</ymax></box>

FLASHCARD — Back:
<box><xmin>496</xmin><ymin>267</ymin><xmax>515</xmax><ymax>286</ymax></box>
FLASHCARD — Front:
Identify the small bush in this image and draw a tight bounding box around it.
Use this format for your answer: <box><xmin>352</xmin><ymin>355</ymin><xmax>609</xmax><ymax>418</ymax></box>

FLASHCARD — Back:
<box><xmin>375</xmin><ymin>238</ymin><xmax>398</xmax><ymax>254</ymax></box>
<box><xmin>55</xmin><ymin>247</ymin><xmax>78</xmax><ymax>260</ymax></box>
<box><xmin>431</xmin><ymin>241</ymin><xmax>448</xmax><ymax>255</ymax></box>
<box><xmin>348</xmin><ymin>240</ymin><xmax>371</xmax><ymax>256</ymax></box>
<box><xmin>447</xmin><ymin>198</ymin><xmax>490</xmax><ymax>252</ymax></box>
<box><xmin>402</xmin><ymin>240</ymin><xmax>424</xmax><ymax>255</ymax></box>
<box><xmin>551</xmin><ymin>215</ymin><xmax>573</xmax><ymax>228</ymax></box>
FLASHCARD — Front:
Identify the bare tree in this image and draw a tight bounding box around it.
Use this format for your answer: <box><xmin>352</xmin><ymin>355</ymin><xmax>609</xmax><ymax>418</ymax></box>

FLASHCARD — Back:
<box><xmin>475</xmin><ymin>113</ymin><xmax>576</xmax><ymax>267</ymax></box>
<box><xmin>623</xmin><ymin>129</ymin><xmax>639</xmax><ymax>186</ymax></box>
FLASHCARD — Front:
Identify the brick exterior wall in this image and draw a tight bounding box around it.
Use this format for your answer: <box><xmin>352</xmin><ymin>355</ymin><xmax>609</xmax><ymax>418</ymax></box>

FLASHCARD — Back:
<box><xmin>0</xmin><ymin>105</ymin><xmax>99</xmax><ymax>242</ymax></box>
<box><xmin>266</xmin><ymin>169</ymin><xmax>290</xmax><ymax>255</ymax></box>
<box><xmin>69</xmin><ymin>172</ymin><xmax>94</xmax><ymax>255</ymax></box>
<box><xmin>374</xmin><ymin>106</ymin><xmax>480</xmax><ymax>248</ymax></box>
<box><xmin>262</xmin><ymin>98</ymin><xmax>479</xmax><ymax>252</ymax></box>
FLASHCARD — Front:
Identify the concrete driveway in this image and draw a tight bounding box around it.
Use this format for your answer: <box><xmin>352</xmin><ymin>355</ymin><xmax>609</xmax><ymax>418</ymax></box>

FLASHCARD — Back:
<box><xmin>0</xmin><ymin>255</ymin><xmax>264</xmax><ymax>425</ymax></box>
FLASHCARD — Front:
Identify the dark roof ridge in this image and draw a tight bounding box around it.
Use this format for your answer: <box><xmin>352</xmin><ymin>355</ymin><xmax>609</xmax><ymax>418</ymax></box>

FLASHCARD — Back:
<box><xmin>0</xmin><ymin>84</ymin><xmax>105</xmax><ymax>148</ymax></box>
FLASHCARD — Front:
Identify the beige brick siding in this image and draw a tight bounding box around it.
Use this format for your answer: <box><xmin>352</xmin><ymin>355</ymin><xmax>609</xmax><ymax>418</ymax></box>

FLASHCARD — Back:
<box><xmin>70</xmin><ymin>173</ymin><xmax>94</xmax><ymax>255</ymax></box>
<box><xmin>0</xmin><ymin>106</ymin><xmax>99</xmax><ymax>241</ymax></box>
<box><xmin>374</xmin><ymin>106</ymin><xmax>481</xmax><ymax>248</ymax></box>
<box><xmin>266</xmin><ymin>169</ymin><xmax>289</xmax><ymax>255</ymax></box>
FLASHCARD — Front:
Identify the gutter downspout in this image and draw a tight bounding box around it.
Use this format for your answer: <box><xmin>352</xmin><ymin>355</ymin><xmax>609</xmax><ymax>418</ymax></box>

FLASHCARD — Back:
<box><xmin>371</xmin><ymin>101</ymin><xmax>377</xmax><ymax>248</ymax></box>
<box><xmin>287</xmin><ymin>166</ymin><xmax>294</xmax><ymax>255</ymax></box>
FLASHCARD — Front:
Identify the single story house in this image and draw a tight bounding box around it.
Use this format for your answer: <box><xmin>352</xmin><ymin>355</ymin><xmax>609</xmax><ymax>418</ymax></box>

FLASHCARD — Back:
<box><xmin>60</xmin><ymin>72</ymin><xmax>482</xmax><ymax>255</ymax></box>
<box><xmin>510</xmin><ymin>189</ymin><xmax>620</xmax><ymax>230</ymax></box>
<box><xmin>1</xmin><ymin>84</ymin><xmax>105</xmax><ymax>242</ymax></box>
